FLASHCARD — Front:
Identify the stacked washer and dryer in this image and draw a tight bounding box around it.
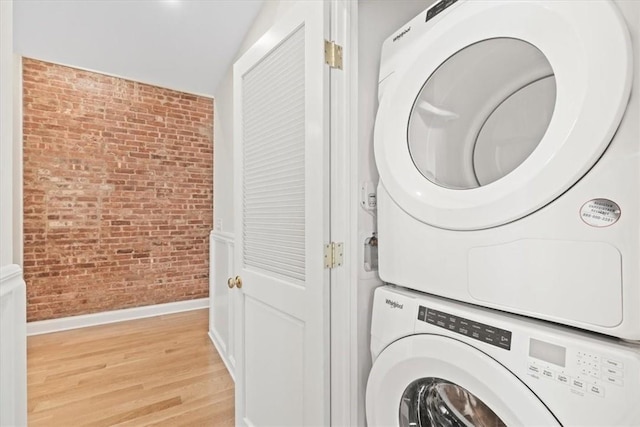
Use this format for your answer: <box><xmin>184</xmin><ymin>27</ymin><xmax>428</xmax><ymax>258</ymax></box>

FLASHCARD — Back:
<box><xmin>366</xmin><ymin>0</ymin><xmax>640</xmax><ymax>425</ymax></box>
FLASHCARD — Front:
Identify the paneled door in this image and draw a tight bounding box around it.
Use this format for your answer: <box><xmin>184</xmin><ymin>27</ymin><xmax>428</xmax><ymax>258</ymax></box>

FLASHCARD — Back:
<box><xmin>232</xmin><ymin>1</ymin><xmax>331</xmax><ymax>425</ymax></box>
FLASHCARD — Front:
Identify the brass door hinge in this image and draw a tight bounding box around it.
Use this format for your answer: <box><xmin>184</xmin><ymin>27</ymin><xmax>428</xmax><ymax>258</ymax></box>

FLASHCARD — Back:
<box><xmin>324</xmin><ymin>40</ymin><xmax>343</xmax><ymax>70</ymax></box>
<box><xmin>324</xmin><ymin>242</ymin><xmax>344</xmax><ymax>269</ymax></box>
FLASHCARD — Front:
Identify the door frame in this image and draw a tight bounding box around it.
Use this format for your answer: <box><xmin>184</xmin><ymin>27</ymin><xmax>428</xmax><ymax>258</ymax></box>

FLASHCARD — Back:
<box><xmin>329</xmin><ymin>0</ymin><xmax>360</xmax><ymax>426</ymax></box>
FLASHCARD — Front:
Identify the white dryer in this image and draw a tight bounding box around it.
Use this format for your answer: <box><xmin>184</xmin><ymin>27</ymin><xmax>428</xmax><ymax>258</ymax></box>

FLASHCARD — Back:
<box><xmin>366</xmin><ymin>286</ymin><xmax>640</xmax><ymax>426</ymax></box>
<box><xmin>374</xmin><ymin>0</ymin><xmax>640</xmax><ymax>339</ymax></box>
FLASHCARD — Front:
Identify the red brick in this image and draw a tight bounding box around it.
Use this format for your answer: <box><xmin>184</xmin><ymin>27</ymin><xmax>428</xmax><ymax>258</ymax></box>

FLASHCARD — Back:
<box><xmin>23</xmin><ymin>59</ymin><xmax>213</xmax><ymax>322</ymax></box>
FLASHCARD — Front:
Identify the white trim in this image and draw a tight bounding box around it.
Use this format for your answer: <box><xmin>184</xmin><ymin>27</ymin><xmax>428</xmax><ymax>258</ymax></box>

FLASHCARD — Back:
<box><xmin>329</xmin><ymin>1</ymin><xmax>357</xmax><ymax>426</ymax></box>
<box><xmin>345</xmin><ymin>2</ymin><xmax>362</xmax><ymax>425</ymax></box>
<box><xmin>0</xmin><ymin>263</ymin><xmax>27</xmax><ymax>427</ymax></box>
<box><xmin>208</xmin><ymin>331</ymin><xmax>236</xmax><ymax>382</ymax></box>
<box><xmin>13</xmin><ymin>55</ymin><xmax>23</xmax><ymax>267</ymax></box>
<box><xmin>210</xmin><ymin>230</ymin><xmax>235</xmax><ymax>243</ymax></box>
<box><xmin>0</xmin><ymin>264</ymin><xmax>23</xmax><ymax>296</ymax></box>
<box><xmin>27</xmin><ymin>298</ymin><xmax>209</xmax><ymax>336</ymax></box>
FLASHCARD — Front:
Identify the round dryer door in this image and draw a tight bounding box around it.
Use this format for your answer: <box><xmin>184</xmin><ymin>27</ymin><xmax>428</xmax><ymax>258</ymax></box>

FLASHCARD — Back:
<box><xmin>366</xmin><ymin>335</ymin><xmax>560</xmax><ymax>426</ymax></box>
<box><xmin>374</xmin><ymin>0</ymin><xmax>632</xmax><ymax>230</ymax></box>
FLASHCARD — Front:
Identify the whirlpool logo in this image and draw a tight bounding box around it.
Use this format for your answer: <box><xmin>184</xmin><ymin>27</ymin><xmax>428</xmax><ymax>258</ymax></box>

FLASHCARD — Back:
<box><xmin>385</xmin><ymin>299</ymin><xmax>404</xmax><ymax>310</ymax></box>
<box><xmin>392</xmin><ymin>27</ymin><xmax>411</xmax><ymax>43</ymax></box>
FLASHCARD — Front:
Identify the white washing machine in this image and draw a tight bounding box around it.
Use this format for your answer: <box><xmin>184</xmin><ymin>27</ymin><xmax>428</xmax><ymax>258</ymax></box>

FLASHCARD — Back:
<box><xmin>366</xmin><ymin>286</ymin><xmax>640</xmax><ymax>426</ymax></box>
<box><xmin>374</xmin><ymin>0</ymin><xmax>640</xmax><ymax>339</ymax></box>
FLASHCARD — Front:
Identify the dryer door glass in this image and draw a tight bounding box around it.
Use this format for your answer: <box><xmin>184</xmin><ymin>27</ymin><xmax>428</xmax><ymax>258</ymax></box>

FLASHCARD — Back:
<box><xmin>407</xmin><ymin>38</ymin><xmax>556</xmax><ymax>190</ymax></box>
<box><xmin>400</xmin><ymin>377</ymin><xmax>506</xmax><ymax>427</ymax></box>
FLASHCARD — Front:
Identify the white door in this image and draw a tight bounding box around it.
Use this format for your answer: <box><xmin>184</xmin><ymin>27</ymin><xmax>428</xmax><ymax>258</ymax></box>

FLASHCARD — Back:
<box><xmin>209</xmin><ymin>234</ymin><xmax>235</xmax><ymax>375</ymax></box>
<box><xmin>374</xmin><ymin>0</ymin><xmax>632</xmax><ymax>230</ymax></box>
<box><xmin>233</xmin><ymin>2</ymin><xmax>330</xmax><ymax>426</ymax></box>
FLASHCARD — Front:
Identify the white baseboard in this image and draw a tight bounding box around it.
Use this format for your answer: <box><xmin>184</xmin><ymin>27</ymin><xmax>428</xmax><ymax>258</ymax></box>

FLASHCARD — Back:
<box><xmin>27</xmin><ymin>298</ymin><xmax>209</xmax><ymax>336</ymax></box>
<box><xmin>208</xmin><ymin>330</ymin><xmax>236</xmax><ymax>382</ymax></box>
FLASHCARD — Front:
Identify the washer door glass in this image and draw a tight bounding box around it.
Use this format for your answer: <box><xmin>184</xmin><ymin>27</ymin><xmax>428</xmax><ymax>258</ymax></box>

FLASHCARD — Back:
<box><xmin>366</xmin><ymin>334</ymin><xmax>561</xmax><ymax>426</ymax></box>
<box><xmin>408</xmin><ymin>38</ymin><xmax>556</xmax><ymax>190</ymax></box>
<box><xmin>401</xmin><ymin>377</ymin><xmax>505</xmax><ymax>427</ymax></box>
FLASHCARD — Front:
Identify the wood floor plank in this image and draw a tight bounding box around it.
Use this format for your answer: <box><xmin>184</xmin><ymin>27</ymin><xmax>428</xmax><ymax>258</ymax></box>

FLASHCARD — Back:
<box><xmin>27</xmin><ymin>309</ymin><xmax>235</xmax><ymax>426</ymax></box>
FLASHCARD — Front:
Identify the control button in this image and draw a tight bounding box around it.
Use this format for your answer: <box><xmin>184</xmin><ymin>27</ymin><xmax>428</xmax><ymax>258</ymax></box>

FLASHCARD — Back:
<box><xmin>581</xmin><ymin>367</ymin><xmax>600</xmax><ymax>379</ymax></box>
<box><xmin>542</xmin><ymin>369</ymin><xmax>555</xmax><ymax>380</ymax></box>
<box><xmin>528</xmin><ymin>364</ymin><xmax>541</xmax><ymax>374</ymax></box>
<box><xmin>578</xmin><ymin>352</ymin><xmax>601</xmax><ymax>363</ymax></box>
<box><xmin>602</xmin><ymin>366</ymin><xmax>623</xmax><ymax>377</ymax></box>
<box><xmin>417</xmin><ymin>306</ymin><xmax>427</xmax><ymax>321</ymax></box>
<box><xmin>588</xmin><ymin>383</ymin><xmax>605</xmax><ymax>397</ymax></box>
<box><xmin>426</xmin><ymin>310</ymin><xmax>436</xmax><ymax>324</ymax></box>
<box><xmin>604</xmin><ymin>376</ymin><xmax>624</xmax><ymax>387</ymax></box>
<box><xmin>556</xmin><ymin>373</ymin><xmax>570</xmax><ymax>385</ymax></box>
<box><xmin>497</xmin><ymin>334</ymin><xmax>511</xmax><ymax>350</ymax></box>
<box><xmin>578</xmin><ymin>359</ymin><xmax>600</xmax><ymax>369</ymax></box>
<box><xmin>571</xmin><ymin>378</ymin><xmax>586</xmax><ymax>390</ymax></box>
<box><xmin>604</xmin><ymin>358</ymin><xmax>624</xmax><ymax>370</ymax></box>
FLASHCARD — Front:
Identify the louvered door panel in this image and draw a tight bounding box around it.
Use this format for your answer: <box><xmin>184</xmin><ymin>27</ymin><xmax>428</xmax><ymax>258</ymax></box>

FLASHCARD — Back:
<box><xmin>242</xmin><ymin>26</ymin><xmax>306</xmax><ymax>283</ymax></box>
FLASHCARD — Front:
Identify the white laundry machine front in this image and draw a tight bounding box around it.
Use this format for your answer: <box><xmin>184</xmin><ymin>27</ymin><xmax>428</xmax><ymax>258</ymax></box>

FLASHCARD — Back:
<box><xmin>366</xmin><ymin>286</ymin><xmax>640</xmax><ymax>426</ymax></box>
<box><xmin>374</xmin><ymin>0</ymin><xmax>640</xmax><ymax>339</ymax></box>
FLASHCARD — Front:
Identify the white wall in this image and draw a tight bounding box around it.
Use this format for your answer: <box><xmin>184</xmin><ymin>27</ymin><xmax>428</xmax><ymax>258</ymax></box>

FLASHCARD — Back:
<box><xmin>355</xmin><ymin>0</ymin><xmax>434</xmax><ymax>423</ymax></box>
<box><xmin>0</xmin><ymin>0</ymin><xmax>15</xmax><ymax>266</ymax></box>
<box><xmin>0</xmin><ymin>4</ymin><xmax>27</xmax><ymax>421</ymax></box>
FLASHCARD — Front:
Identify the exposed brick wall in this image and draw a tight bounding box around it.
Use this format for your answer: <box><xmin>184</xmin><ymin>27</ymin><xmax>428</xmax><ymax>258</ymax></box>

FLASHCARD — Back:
<box><xmin>23</xmin><ymin>59</ymin><xmax>213</xmax><ymax>322</ymax></box>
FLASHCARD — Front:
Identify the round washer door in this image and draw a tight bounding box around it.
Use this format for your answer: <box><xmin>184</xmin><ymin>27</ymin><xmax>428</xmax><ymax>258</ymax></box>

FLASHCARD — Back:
<box><xmin>374</xmin><ymin>0</ymin><xmax>632</xmax><ymax>230</ymax></box>
<box><xmin>366</xmin><ymin>335</ymin><xmax>559</xmax><ymax>426</ymax></box>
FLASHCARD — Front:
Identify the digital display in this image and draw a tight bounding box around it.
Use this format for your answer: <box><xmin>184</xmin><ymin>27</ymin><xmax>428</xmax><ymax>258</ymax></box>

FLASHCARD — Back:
<box><xmin>529</xmin><ymin>338</ymin><xmax>566</xmax><ymax>367</ymax></box>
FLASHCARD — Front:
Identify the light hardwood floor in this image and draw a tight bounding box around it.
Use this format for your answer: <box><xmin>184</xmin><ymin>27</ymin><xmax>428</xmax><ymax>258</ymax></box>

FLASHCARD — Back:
<box><xmin>27</xmin><ymin>309</ymin><xmax>234</xmax><ymax>426</ymax></box>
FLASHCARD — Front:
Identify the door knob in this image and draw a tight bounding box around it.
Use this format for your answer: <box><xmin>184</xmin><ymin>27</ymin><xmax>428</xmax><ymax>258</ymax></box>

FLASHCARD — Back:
<box><xmin>227</xmin><ymin>277</ymin><xmax>236</xmax><ymax>289</ymax></box>
<box><xmin>235</xmin><ymin>276</ymin><xmax>243</xmax><ymax>289</ymax></box>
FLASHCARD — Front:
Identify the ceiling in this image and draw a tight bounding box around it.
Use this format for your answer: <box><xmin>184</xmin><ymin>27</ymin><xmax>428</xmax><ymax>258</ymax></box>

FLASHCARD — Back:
<box><xmin>13</xmin><ymin>0</ymin><xmax>264</xmax><ymax>97</ymax></box>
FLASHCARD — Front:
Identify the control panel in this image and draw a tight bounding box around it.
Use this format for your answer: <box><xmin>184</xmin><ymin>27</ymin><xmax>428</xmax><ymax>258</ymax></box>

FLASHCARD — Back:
<box><xmin>527</xmin><ymin>345</ymin><xmax>625</xmax><ymax>399</ymax></box>
<box><xmin>425</xmin><ymin>0</ymin><xmax>458</xmax><ymax>22</ymax></box>
<box><xmin>418</xmin><ymin>305</ymin><xmax>512</xmax><ymax>350</ymax></box>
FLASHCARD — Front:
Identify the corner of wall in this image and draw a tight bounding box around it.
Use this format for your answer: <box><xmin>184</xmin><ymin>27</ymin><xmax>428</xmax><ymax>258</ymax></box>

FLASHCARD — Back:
<box><xmin>13</xmin><ymin>55</ymin><xmax>23</xmax><ymax>267</ymax></box>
